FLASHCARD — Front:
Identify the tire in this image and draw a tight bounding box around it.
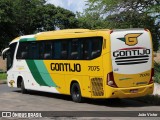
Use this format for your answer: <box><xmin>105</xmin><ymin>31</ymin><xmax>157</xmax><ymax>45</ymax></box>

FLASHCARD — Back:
<box><xmin>71</xmin><ymin>83</ymin><xmax>83</xmax><ymax>103</ymax></box>
<box><xmin>21</xmin><ymin>80</ymin><xmax>27</xmax><ymax>94</ymax></box>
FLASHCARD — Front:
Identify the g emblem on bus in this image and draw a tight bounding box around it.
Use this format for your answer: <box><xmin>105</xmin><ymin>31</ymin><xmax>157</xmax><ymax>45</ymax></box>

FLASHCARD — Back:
<box><xmin>118</xmin><ymin>33</ymin><xmax>142</xmax><ymax>46</ymax></box>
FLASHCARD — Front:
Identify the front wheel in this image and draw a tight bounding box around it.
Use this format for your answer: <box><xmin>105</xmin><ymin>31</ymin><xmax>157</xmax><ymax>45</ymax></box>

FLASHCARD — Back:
<box><xmin>71</xmin><ymin>83</ymin><xmax>83</xmax><ymax>103</ymax></box>
<box><xmin>21</xmin><ymin>80</ymin><xmax>27</xmax><ymax>94</ymax></box>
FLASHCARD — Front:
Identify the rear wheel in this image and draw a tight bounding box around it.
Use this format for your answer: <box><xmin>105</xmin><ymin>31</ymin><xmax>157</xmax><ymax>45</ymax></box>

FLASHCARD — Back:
<box><xmin>21</xmin><ymin>80</ymin><xmax>27</xmax><ymax>94</ymax></box>
<box><xmin>71</xmin><ymin>83</ymin><xmax>83</xmax><ymax>103</ymax></box>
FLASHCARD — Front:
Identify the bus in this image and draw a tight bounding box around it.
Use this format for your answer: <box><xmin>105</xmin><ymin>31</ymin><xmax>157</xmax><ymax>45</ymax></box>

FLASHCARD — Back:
<box><xmin>2</xmin><ymin>29</ymin><xmax>154</xmax><ymax>102</ymax></box>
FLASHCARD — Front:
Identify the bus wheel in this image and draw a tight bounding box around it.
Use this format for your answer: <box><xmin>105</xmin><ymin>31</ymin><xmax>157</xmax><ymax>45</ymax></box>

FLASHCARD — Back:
<box><xmin>71</xmin><ymin>83</ymin><xmax>83</xmax><ymax>103</ymax></box>
<box><xmin>21</xmin><ymin>80</ymin><xmax>27</xmax><ymax>94</ymax></box>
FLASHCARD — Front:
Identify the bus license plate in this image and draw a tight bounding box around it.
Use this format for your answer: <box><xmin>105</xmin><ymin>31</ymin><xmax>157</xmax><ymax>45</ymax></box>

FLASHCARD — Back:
<box><xmin>130</xmin><ymin>89</ymin><xmax>138</xmax><ymax>93</ymax></box>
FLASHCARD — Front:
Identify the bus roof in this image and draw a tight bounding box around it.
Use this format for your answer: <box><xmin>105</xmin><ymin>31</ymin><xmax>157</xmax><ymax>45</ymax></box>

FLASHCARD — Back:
<box><xmin>10</xmin><ymin>28</ymin><xmax>148</xmax><ymax>44</ymax></box>
<box><xmin>36</xmin><ymin>29</ymin><xmax>110</xmax><ymax>35</ymax></box>
<box><xmin>9</xmin><ymin>29</ymin><xmax>114</xmax><ymax>44</ymax></box>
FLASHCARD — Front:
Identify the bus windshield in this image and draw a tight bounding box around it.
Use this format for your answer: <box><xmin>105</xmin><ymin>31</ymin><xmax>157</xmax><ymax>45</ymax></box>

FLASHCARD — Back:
<box><xmin>6</xmin><ymin>43</ymin><xmax>17</xmax><ymax>70</ymax></box>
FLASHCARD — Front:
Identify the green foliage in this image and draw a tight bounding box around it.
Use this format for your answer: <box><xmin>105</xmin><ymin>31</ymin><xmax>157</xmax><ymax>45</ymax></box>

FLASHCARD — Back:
<box><xmin>154</xmin><ymin>61</ymin><xmax>160</xmax><ymax>83</ymax></box>
<box><xmin>0</xmin><ymin>73</ymin><xmax>7</xmax><ymax>80</ymax></box>
<box><xmin>105</xmin><ymin>11</ymin><xmax>159</xmax><ymax>51</ymax></box>
<box><xmin>54</xmin><ymin>6</ymin><xmax>78</xmax><ymax>29</ymax></box>
<box><xmin>87</xmin><ymin>0</ymin><xmax>160</xmax><ymax>14</ymax></box>
<box><xmin>0</xmin><ymin>0</ymin><xmax>16</xmax><ymax>52</ymax></box>
<box><xmin>0</xmin><ymin>0</ymin><xmax>78</xmax><ymax>51</ymax></box>
<box><xmin>82</xmin><ymin>0</ymin><xmax>160</xmax><ymax>51</ymax></box>
<box><xmin>77</xmin><ymin>12</ymin><xmax>109</xmax><ymax>29</ymax></box>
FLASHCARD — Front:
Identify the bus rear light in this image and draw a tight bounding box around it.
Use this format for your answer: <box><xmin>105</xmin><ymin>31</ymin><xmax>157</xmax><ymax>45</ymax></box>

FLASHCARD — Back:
<box><xmin>149</xmin><ymin>68</ymin><xmax>154</xmax><ymax>84</ymax></box>
<box><xmin>149</xmin><ymin>78</ymin><xmax>153</xmax><ymax>84</ymax></box>
<box><xmin>151</xmin><ymin>68</ymin><xmax>154</xmax><ymax>76</ymax></box>
<box><xmin>107</xmin><ymin>72</ymin><xmax>118</xmax><ymax>88</ymax></box>
<box><xmin>108</xmin><ymin>81</ymin><xmax>113</xmax><ymax>86</ymax></box>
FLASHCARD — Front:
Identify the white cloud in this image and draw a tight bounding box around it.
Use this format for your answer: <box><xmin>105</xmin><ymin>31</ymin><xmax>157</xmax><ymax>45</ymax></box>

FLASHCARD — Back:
<box><xmin>67</xmin><ymin>0</ymin><xmax>73</xmax><ymax>6</ymax></box>
<box><xmin>46</xmin><ymin>0</ymin><xmax>86</xmax><ymax>13</ymax></box>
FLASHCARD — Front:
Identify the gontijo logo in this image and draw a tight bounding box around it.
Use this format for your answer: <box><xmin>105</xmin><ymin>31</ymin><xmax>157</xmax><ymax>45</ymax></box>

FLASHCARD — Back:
<box><xmin>118</xmin><ymin>33</ymin><xmax>142</xmax><ymax>46</ymax></box>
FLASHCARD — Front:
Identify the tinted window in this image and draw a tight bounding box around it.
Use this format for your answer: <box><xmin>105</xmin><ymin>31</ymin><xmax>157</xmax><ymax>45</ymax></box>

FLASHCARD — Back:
<box><xmin>28</xmin><ymin>42</ymin><xmax>39</xmax><ymax>59</ymax></box>
<box><xmin>69</xmin><ymin>39</ymin><xmax>80</xmax><ymax>59</ymax></box>
<box><xmin>60</xmin><ymin>41</ymin><xmax>68</xmax><ymax>59</ymax></box>
<box><xmin>82</xmin><ymin>39</ymin><xmax>90</xmax><ymax>59</ymax></box>
<box><xmin>16</xmin><ymin>37</ymin><xmax>103</xmax><ymax>60</ymax></box>
<box><xmin>53</xmin><ymin>41</ymin><xmax>61</xmax><ymax>59</ymax></box>
<box><xmin>36</xmin><ymin>41</ymin><xmax>52</xmax><ymax>59</ymax></box>
<box><xmin>81</xmin><ymin>37</ymin><xmax>102</xmax><ymax>59</ymax></box>
<box><xmin>16</xmin><ymin>42</ymin><xmax>28</xmax><ymax>59</ymax></box>
<box><xmin>90</xmin><ymin>37</ymin><xmax>102</xmax><ymax>59</ymax></box>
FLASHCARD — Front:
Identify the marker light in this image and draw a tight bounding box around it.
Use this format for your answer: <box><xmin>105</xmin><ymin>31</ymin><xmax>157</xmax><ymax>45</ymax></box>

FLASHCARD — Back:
<box><xmin>107</xmin><ymin>72</ymin><xmax>118</xmax><ymax>88</ymax></box>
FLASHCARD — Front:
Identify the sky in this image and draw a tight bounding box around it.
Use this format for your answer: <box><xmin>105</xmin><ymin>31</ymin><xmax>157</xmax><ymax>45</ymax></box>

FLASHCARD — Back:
<box><xmin>46</xmin><ymin>0</ymin><xmax>87</xmax><ymax>13</ymax></box>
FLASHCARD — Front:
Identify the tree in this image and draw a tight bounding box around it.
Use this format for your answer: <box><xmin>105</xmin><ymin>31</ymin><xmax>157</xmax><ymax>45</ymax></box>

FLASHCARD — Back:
<box><xmin>77</xmin><ymin>11</ymin><xmax>108</xmax><ymax>29</ymax></box>
<box><xmin>84</xmin><ymin>0</ymin><xmax>160</xmax><ymax>51</ymax></box>
<box><xmin>0</xmin><ymin>0</ymin><xmax>16</xmax><ymax>51</ymax></box>
<box><xmin>87</xmin><ymin>0</ymin><xmax>160</xmax><ymax>15</ymax></box>
<box><xmin>12</xmin><ymin>0</ymin><xmax>46</xmax><ymax>35</ymax></box>
<box><xmin>0</xmin><ymin>0</ymin><xmax>78</xmax><ymax>51</ymax></box>
<box><xmin>54</xmin><ymin>6</ymin><xmax>78</xmax><ymax>29</ymax></box>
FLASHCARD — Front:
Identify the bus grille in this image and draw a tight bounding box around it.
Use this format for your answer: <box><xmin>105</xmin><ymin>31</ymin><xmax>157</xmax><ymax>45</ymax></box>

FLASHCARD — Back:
<box><xmin>115</xmin><ymin>55</ymin><xmax>149</xmax><ymax>65</ymax></box>
<box><xmin>91</xmin><ymin>78</ymin><xmax>104</xmax><ymax>96</ymax></box>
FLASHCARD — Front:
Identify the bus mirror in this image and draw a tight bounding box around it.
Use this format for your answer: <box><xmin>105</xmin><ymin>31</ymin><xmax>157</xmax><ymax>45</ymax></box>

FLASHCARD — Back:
<box><xmin>3</xmin><ymin>53</ymin><xmax>6</xmax><ymax>60</ymax></box>
<box><xmin>2</xmin><ymin>48</ymin><xmax>9</xmax><ymax>60</ymax></box>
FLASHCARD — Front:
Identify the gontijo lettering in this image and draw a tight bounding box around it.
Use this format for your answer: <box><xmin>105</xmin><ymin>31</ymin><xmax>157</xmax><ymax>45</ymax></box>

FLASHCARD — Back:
<box><xmin>51</xmin><ymin>63</ymin><xmax>81</xmax><ymax>72</ymax></box>
<box><xmin>113</xmin><ymin>48</ymin><xmax>150</xmax><ymax>57</ymax></box>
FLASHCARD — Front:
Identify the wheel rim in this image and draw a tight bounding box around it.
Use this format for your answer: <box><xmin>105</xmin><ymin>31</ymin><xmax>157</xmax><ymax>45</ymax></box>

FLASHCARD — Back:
<box><xmin>73</xmin><ymin>86</ymin><xmax>80</xmax><ymax>99</ymax></box>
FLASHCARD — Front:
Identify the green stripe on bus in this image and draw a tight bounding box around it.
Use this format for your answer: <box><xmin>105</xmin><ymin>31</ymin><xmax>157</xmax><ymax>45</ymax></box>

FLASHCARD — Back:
<box><xmin>26</xmin><ymin>60</ymin><xmax>48</xmax><ymax>86</ymax></box>
<box><xmin>34</xmin><ymin>60</ymin><xmax>56</xmax><ymax>87</ymax></box>
<box><xmin>20</xmin><ymin>38</ymin><xmax>36</xmax><ymax>42</ymax></box>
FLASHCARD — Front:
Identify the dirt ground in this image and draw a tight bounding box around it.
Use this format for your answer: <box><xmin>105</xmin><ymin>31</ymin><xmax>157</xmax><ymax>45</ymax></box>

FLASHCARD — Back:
<box><xmin>0</xmin><ymin>56</ymin><xmax>6</xmax><ymax>71</ymax></box>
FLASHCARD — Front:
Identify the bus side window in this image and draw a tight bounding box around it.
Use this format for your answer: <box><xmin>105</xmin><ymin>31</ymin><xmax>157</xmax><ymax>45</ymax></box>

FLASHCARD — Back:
<box><xmin>91</xmin><ymin>38</ymin><xmax>102</xmax><ymax>59</ymax></box>
<box><xmin>17</xmin><ymin>42</ymin><xmax>29</xmax><ymax>59</ymax></box>
<box><xmin>44</xmin><ymin>41</ymin><xmax>52</xmax><ymax>59</ymax></box>
<box><xmin>39</xmin><ymin>41</ymin><xmax>52</xmax><ymax>59</ymax></box>
<box><xmin>61</xmin><ymin>41</ymin><xmax>68</xmax><ymax>59</ymax></box>
<box><xmin>28</xmin><ymin>42</ymin><xmax>39</xmax><ymax>59</ymax></box>
<box><xmin>70</xmin><ymin>39</ymin><xmax>80</xmax><ymax>60</ymax></box>
<box><xmin>53</xmin><ymin>41</ymin><xmax>61</xmax><ymax>59</ymax></box>
<box><xmin>82</xmin><ymin>39</ymin><xmax>90</xmax><ymax>60</ymax></box>
<box><xmin>39</xmin><ymin>42</ymin><xmax>44</xmax><ymax>59</ymax></box>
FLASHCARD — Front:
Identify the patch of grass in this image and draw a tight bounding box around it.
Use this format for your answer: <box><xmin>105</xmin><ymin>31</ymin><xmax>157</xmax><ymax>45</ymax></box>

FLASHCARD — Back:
<box><xmin>0</xmin><ymin>73</ymin><xmax>7</xmax><ymax>80</ymax></box>
<box><xmin>154</xmin><ymin>61</ymin><xmax>160</xmax><ymax>84</ymax></box>
<box><xmin>134</xmin><ymin>95</ymin><xmax>160</xmax><ymax>105</ymax></box>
